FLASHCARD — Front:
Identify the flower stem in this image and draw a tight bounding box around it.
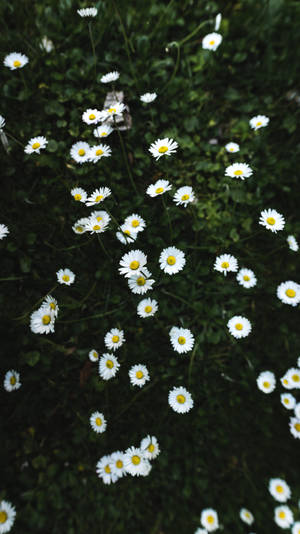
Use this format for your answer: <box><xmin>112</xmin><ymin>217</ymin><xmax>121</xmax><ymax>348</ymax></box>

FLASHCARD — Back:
<box><xmin>162</xmin><ymin>195</ymin><xmax>173</xmax><ymax>242</ymax></box>
<box><xmin>5</xmin><ymin>131</ymin><xmax>25</xmax><ymax>149</ymax></box>
<box><xmin>97</xmin><ymin>234</ymin><xmax>112</xmax><ymax>261</ymax></box>
<box><xmin>115</xmin><ymin>123</ymin><xmax>139</xmax><ymax>195</ymax></box>
<box><xmin>88</xmin><ymin>21</ymin><xmax>97</xmax><ymax>79</ymax></box>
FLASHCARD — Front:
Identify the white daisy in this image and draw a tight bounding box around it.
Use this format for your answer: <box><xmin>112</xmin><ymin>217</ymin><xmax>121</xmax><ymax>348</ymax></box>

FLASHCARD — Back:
<box><xmin>70</xmin><ymin>187</ymin><xmax>87</xmax><ymax>203</ymax></box>
<box><xmin>4</xmin><ymin>52</ymin><xmax>28</xmax><ymax>70</ymax></box>
<box><xmin>124</xmin><ymin>213</ymin><xmax>146</xmax><ymax>233</ymax></box>
<box><xmin>140</xmin><ymin>435</ymin><xmax>160</xmax><ymax>460</ymax></box>
<box><xmin>104</xmin><ymin>328</ymin><xmax>125</xmax><ymax>351</ymax></box>
<box><xmin>129</xmin><ymin>364</ymin><xmax>150</xmax><ymax>387</ymax></box>
<box><xmin>119</xmin><ymin>249</ymin><xmax>147</xmax><ymax>278</ymax></box>
<box><xmin>286</xmin><ymin>368</ymin><xmax>300</xmax><ymax>389</ymax></box>
<box><xmin>85</xmin><ymin>187</ymin><xmax>111</xmax><ymax>206</ymax></box>
<box><xmin>99</xmin><ymin>353</ymin><xmax>120</xmax><ymax>380</ymax></box>
<box><xmin>256</xmin><ymin>371</ymin><xmax>276</xmax><ymax>393</ymax></box>
<box><xmin>168</xmin><ymin>386</ymin><xmax>194</xmax><ymax>414</ymax></box>
<box><xmin>0</xmin><ymin>500</ymin><xmax>16</xmax><ymax>533</ymax></box>
<box><xmin>225</xmin><ymin>162</ymin><xmax>253</xmax><ymax>180</ymax></box>
<box><xmin>140</xmin><ymin>92</ymin><xmax>157</xmax><ymax>103</ymax></box>
<box><xmin>93</xmin><ymin>124</ymin><xmax>113</xmax><ymax>138</ymax></box>
<box><xmin>225</xmin><ymin>142</ymin><xmax>239</xmax><ymax>153</ymax></box>
<box><xmin>124</xmin><ymin>447</ymin><xmax>149</xmax><ymax>476</ymax></box>
<box><xmin>40</xmin><ymin>36</ymin><xmax>54</xmax><ymax>53</ymax></box>
<box><xmin>280</xmin><ymin>374</ymin><xmax>293</xmax><ymax>390</ymax></box>
<box><xmin>70</xmin><ymin>141</ymin><xmax>90</xmax><ymax>164</ymax></box>
<box><xmin>280</xmin><ymin>393</ymin><xmax>296</xmax><ymax>410</ymax></box>
<box><xmin>89</xmin><ymin>144</ymin><xmax>112</xmax><ymax>163</ymax></box>
<box><xmin>240</xmin><ymin>508</ymin><xmax>254</xmax><ymax>525</ymax></box>
<box><xmin>289</xmin><ymin>417</ymin><xmax>300</xmax><ymax>439</ymax></box>
<box><xmin>82</xmin><ymin>108</ymin><xmax>103</xmax><ymax>125</ymax></box>
<box><xmin>110</xmin><ymin>451</ymin><xmax>127</xmax><ymax>479</ymax></box>
<box><xmin>3</xmin><ymin>370</ymin><xmax>21</xmax><ymax>392</ymax></box>
<box><xmin>90</xmin><ymin>210</ymin><xmax>111</xmax><ymax>225</ymax></box>
<box><xmin>0</xmin><ymin>115</ymin><xmax>6</xmax><ymax>131</ymax></box>
<box><xmin>72</xmin><ymin>217</ymin><xmax>90</xmax><ymax>234</ymax></box>
<box><xmin>259</xmin><ymin>209</ymin><xmax>285</xmax><ymax>233</ymax></box>
<box><xmin>202</xmin><ymin>32</ymin><xmax>222</xmax><ymax>51</ymax></box>
<box><xmin>137</xmin><ymin>298</ymin><xmax>158</xmax><ymax>318</ymax></box>
<box><xmin>116</xmin><ymin>224</ymin><xmax>138</xmax><ymax>245</ymax></box>
<box><xmin>56</xmin><ymin>268</ymin><xmax>75</xmax><ymax>285</ymax></box>
<box><xmin>90</xmin><ymin>411</ymin><xmax>107</xmax><ymax>433</ymax></box>
<box><xmin>24</xmin><ymin>136</ymin><xmax>48</xmax><ymax>154</ymax></box>
<box><xmin>0</xmin><ymin>224</ymin><xmax>9</xmax><ymax>240</ymax></box>
<box><xmin>215</xmin><ymin>13</ymin><xmax>222</xmax><ymax>30</ymax></box>
<box><xmin>149</xmin><ymin>137</ymin><xmax>178</xmax><ymax>160</ymax></box>
<box><xmin>295</xmin><ymin>403</ymin><xmax>300</xmax><ymax>418</ymax></box>
<box><xmin>96</xmin><ymin>455</ymin><xmax>118</xmax><ymax>484</ymax></box>
<box><xmin>30</xmin><ymin>305</ymin><xmax>55</xmax><ymax>334</ymax></box>
<box><xmin>249</xmin><ymin>115</ymin><xmax>269</xmax><ymax>130</ymax></box>
<box><xmin>102</xmin><ymin>102</ymin><xmax>125</xmax><ymax>119</ymax></box>
<box><xmin>77</xmin><ymin>7</ymin><xmax>98</xmax><ymax>17</ymax></box>
<box><xmin>227</xmin><ymin>316</ymin><xmax>252</xmax><ymax>339</ymax></box>
<box><xmin>159</xmin><ymin>246</ymin><xmax>186</xmax><ymax>275</ymax></box>
<box><xmin>146</xmin><ymin>179</ymin><xmax>172</xmax><ymax>197</ymax></box>
<box><xmin>173</xmin><ymin>186</ymin><xmax>196</xmax><ymax>207</ymax></box>
<box><xmin>84</xmin><ymin>216</ymin><xmax>109</xmax><ymax>234</ymax></box>
<box><xmin>292</xmin><ymin>522</ymin><xmax>300</xmax><ymax>534</ymax></box>
<box><xmin>200</xmin><ymin>509</ymin><xmax>219</xmax><ymax>531</ymax></box>
<box><xmin>128</xmin><ymin>268</ymin><xmax>155</xmax><ymax>294</ymax></box>
<box><xmin>236</xmin><ymin>268</ymin><xmax>257</xmax><ymax>288</ymax></box>
<box><xmin>169</xmin><ymin>326</ymin><xmax>195</xmax><ymax>354</ymax></box>
<box><xmin>277</xmin><ymin>281</ymin><xmax>300</xmax><ymax>306</ymax></box>
<box><xmin>214</xmin><ymin>254</ymin><xmax>238</xmax><ymax>276</ymax></box>
<box><xmin>100</xmin><ymin>71</ymin><xmax>120</xmax><ymax>83</ymax></box>
<box><xmin>89</xmin><ymin>349</ymin><xmax>99</xmax><ymax>362</ymax></box>
<box><xmin>287</xmin><ymin>235</ymin><xmax>299</xmax><ymax>252</ymax></box>
<box><xmin>43</xmin><ymin>295</ymin><xmax>59</xmax><ymax>318</ymax></box>
<box><xmin>274</xmin><ymin>505</ymin><xmax>294</xmax><ymax>528</ymax></box>
<box><xmin>269</xmin><ymin>479</ymin><xmax>291</xmax><ymax>502</ymax></box>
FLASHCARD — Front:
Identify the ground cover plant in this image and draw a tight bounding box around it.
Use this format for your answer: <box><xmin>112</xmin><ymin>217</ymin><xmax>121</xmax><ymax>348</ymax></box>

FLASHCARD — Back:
<box><xmin>1</xmin><ymin>0</ymin><xmax>300</xmax><ymax>532</ymax></box>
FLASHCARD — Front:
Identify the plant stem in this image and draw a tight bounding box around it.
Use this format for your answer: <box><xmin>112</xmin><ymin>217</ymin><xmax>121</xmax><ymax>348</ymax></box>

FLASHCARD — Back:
<box><xmin>88</xmin><ymin>21</ymin><xmax>97</xmax><ymax>79</ymax></box>
<box><xmin>97</xmin><ymin>234</ymin><xmax>112</xmax><ymax>261</ymax></box>
<box><xmin>13</xmin><ymin>284</ymin><xmax>58</xmax><ymax>321</ymax></box>
<box><xmin>5</xmin><ymin>131</ymin><xmax>25</xmax><ymax>149</ymax></box>
<box><xmin>162</xmin><ymin>195</ymin><xmax>173</xmax><ymax>242</ymax></box>
<box><xmin>115</xmin><ymin>124</ymin><xmax>138</xmax><ymax>195</ymax></box>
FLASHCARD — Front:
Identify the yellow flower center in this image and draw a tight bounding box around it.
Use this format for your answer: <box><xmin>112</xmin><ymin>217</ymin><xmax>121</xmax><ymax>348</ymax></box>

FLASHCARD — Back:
<box><xmin>124</xmin><ymin>230</ymin><xmax>131</xmax><ymax>235</ymax></box>
<box><xmin>294</xmin><ymin>423</ymin><xmax>300</xmax><ymax>432</ymax></box>
<box><xmin>10</xmin><ymin>376</ymin><xmax>16</xmax><ymax>385</ymax></box>
<box><xmin>32</xmin><ymin>142</ymin><xmax>41</xmax><ymax>149</ymax></box>
<box><xmin>234</xmin><ymin>169</ymin><xmax>243</xmax><ymax>175</ymax></box>
<box><xmin>276</xmin><ymin>485</ymin><xmax>284</xmax><ymax>493</ymax></box>
<box><xmin>235</xmin><ymin>323</ymin><xmax>243</xmax><ymax>330</ymax></box>
<box><xmin>42</xmin><ymin>315</ymin><xmax>51</xmax><ymax>325</ymax></box>
<box><xmin>106</xmin><ymin>359</ymin><xmax>114</xmax><ymax>369</ymax></box>
<box><xmin>95</xmin><ymin>195</ymin><xmax>103</xmax><ymax>202</ymax></box>
<box><xmin>155</xmin><ymin>187</ymin><xmax>164</xmax><ymax>194</ymax></box>
<box><xmin>100</xmin><ymin>132</ymin><xmax>107</xmax><ymax>136</ymax></box>
<box><xmin>283</xmin><ymin>379</ymin><xmax>288</xmax><ymax>384</ymax></box>
<box><xmin>136</xmin><ymin>371</ymin><xmax>144</xmax><ymax>379</ymax></box>
<box><xmin>132</xmin><ymin>455</ymin><xmax>141</xmax><ymax>465</ymax></box>
<box><xmin>62</xmin><ymin>275</ymin><xmax>70</xmax><ymax>282</ymax></box>
<box><xmin>221</xmin><ymin>261</ymin><xmax>229</xmax><ymax>269</ymax></box>
<box><xmin>95</xmin><ymin>417</ymin><xmax>102</xmax><ymax>426</ymax></box>
<box><xmin>50</xmin><ymin>302</ymin><xmax>56</xmax><ymax>310</ymax></box>
<box><xmin>93</xmin><ymin>225</ymin><xmax>101</xmax><ymax>231</ymax></box>
<box><xmin>285</xmin><ymin>289</ymin><xmax>296</xmax><ymax>298</ymax></box>
<box><xmin>89</xmin><ymin>113</ymin><xmax>96</xmax><ymax>120</ymax></box>
<box><xmin>178</xmin><ymin>336</ymin><xmax>186</xmax><ymax>345</ymax></box>
<box><xmin>207</xmin><ymin>516</ymin><xmax>214</xmax><ymax>524</ymax></box>
<box><xmin>108</xmin><ymin>107</ymin><xmax>116</xmax><ymax>113</ymax></box>
<box><xmin>243</xmin><ymin>275</ymin><xmax>250</xmax><ymax>281</ymax></box>
<box><xmin>230</xmin><ymin>147</ymin><xmax>234</xmax><ymax>151</ymax></box>
<box><xmin>78</xmin><ymin>148</ymin><xmax>85</xmax><ymax>156</ymax></box>
<box><xmin>292</xmin><ymin>374</ymin><xmax>300</xmax><ymax>382</ymax></box>
<box><xmin>263</xmin><ymin>381</ymin><xmax>270</xmax><ymax>388</ymax></box>
<box><xmin>158</xmin><ymin>146</ymin><xmax>168</xmax><ymax>153</ymax></box>
<box><xmin>74</xmin><ymin>194</ymin><xmax>82</xmax><ymax>201</ymax></box>
<box><xmin>144</xmin><ymin>306</ymin><xmax>152</xmax><ymax>313</ymax></box>
<box><xmin>148</xmin><ymin>444</ymin><xmax>155</xmax><ymax>453</ymax></box>
<box><xmin>93</xmin><ymin>351</ymin><xmax>98</xmax><ymax>359</ymax></box>
<box><xmin>116</xmin><ymin>460</ymin><xmax>123</xmax><ymax>468</ymax></box>
<box><xmin>0</xmin><ymin>511</ymin><xmax>7</xmax><ymax>524</ymax></box>
<box><xmin>131</xmin><ymin>219</ymin><xmax>140</xmax><ymax>228</ymax></box>
<box><xmin>283</xmin><ymin>398</ymin><xmax>289</xmax><ymax>404</ymax></box>
<box><xmin>256</xmin><ymin>121</ymin><xmax>262</xmax><ymax>126</ymax></box>
<box><xmin>279</xmin><ymin>511</ymin><xmax>286</xmax><ymax>519</ymax></box>
<box><xmin>176</xmin><ymin>394</ymin><xmax>186</xmax><ymax>404</ymax></box>
<box><xmin>13</xmin><ymin>60</ymin><xmax>21</xmax><ymax>67</ymax></box>
<box><xmin>181</xmin><ymin>194</ymin><xmax>190</xmax><ymax>201</ymax></box>
<box><xmin>104</xmin><ymin>465</ymin><xmax>111</xmax><ymax>473</ymax></box>
<box><xmin>266</xmin><ymin>217</ymin><xmax>275</xmax><ymax>225</ymax></box>
<box><xmin>76</xmin><ymin>226</ymin><xmax>83</xmax><ymax>232</ymax></box>
<box><xmin>209</xmin><ymin>40</ymin><xmax>215</xmax><ymax>46</ymax></box>
<box><xmin>96</xmin><ymin>149</ymin><xmax>104</xmax><ymax>156</ymax></box>
<box><xmin>130</xmin><ymin>260</ymin><xmax>140</xmax><ymax>270</ymax></box>
<box><xmin>167</xmin><ymin>255</ymin><xmax>176</xmax><ymax>265</ymax></box>
<box><xmin>137</xmin><ymin>277</ymin><xmax>146</xmax><ymax>286</ymax></box>
<box><xmin>112</xmin><ymin>335</ymin><xmax>119</xmax><ymax>343</ymax></box>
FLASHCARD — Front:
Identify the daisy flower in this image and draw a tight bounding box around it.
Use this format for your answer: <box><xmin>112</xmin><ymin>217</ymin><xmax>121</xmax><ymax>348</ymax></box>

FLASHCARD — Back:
<box><xmin>90</xmin><ymin>411</ymin><xmax>107</xmax><ymax>433</ymax></box>
<box><xmin>140</xmin><ymin>92</ymin><xmax>157</xmax><ymax>103</ymax></box>
<box><xmin>236</xmin><ymin>268</ymin><xmax>257</xmax><ymax>288</ymax></box>
<box><xmin>72</xmin><ymin>217</ymin><xmax>90</xmax><ymax>234</ymax></box>
<box><xmin>0</xmin><ymin>115</ymin><xmax>6</xmax><ymax>132</ymax></box>
<box><xmin>274</xmin><ymin>505</ymin><xmax>293</xmax><ymax>528</ymax></box>
<box><xmin>137</xmin><ymin>298</ymin><xmax>158</xmax><ymax>318</ymax></box>
<box><xmin>129</xmin><ymin>364</ymin><xmax>150</xmax><ymax>387</ymax></box>
<box><xmin>215</xmin><ymin>12</ymin><xmax>222</xmax><ymax>30</ymax></box>
<box><xmin>85</xmin><ymin>187</ymin><xmax>111</xmax><ymax>206</ymax></box>
<box><xmin>289</xmin><ymin>417</ymin><xmax>300</xmax><ymax>439</ymax></box>
<box><xmin>168</xmin><ymin>386</ymin><xmax>194</xmax><ymax>414</ymax></box>
<box><xmin>214</xmin><ymin>254</ymin><xmax>238</xmax><ymax>276</ymax></box>
<box><xmin>259</xmin><ymin>209</ymin><xmax>285</xmax><ymax>233</ymax></box>
<box><xmin>0</xmin><ymin>500</ymin><xmax>16</xmax><ymax>533</ymax></box>
<box><xmin>124</xmin><ymin>214</ymin><xmax>146</xmax><ymax>233</ymax></box>
<box><xmin>70</xmin><ymin>141</ymin><xmax>90</xmax><ymax>164</ymax></box>
<box><xmin>159</xmin><ymin>246</ymin><xmax>186</xmax><ymax>275</ymax></box>
<box><xmin>96</xmin><ymin>455</ymin><xmax>118</xmax><ymax>484</ymax></box>
<box><xmin>24</xmin><ymin>136</ymin><xmax>48</xmax><ymax>154</ymax></box>
<box><xmin>225</xmin><ymin>162</ymin><xmax>253</xmax><ymax>180</ymax></box>
<box><xmin>292</xmin><ymin>523</ymin><xmax>300</xmax><ymax>534</ymax></box>
<box><xmin>56</xmin><ymin>268</ymin><xmax>75</xmax><ymax>285</ymax></box>
<box><xmin>286</xmin><ymin>368</ymin><xmax>300</xmax><ymax>389</ymax></box>
<box><xmin>281</xmin><ymin>374</ymin><xmax>293</xmax><ymax>390</ymax></box>
<box><xmin>269</xmin><ymin>479</ymin><xmax>291</xmax><ymax>502</ymax></box>
<box><xmin>99</xmin><ymin>353</ymin><xmax>120</xmax><ymax>380</ymax></box>
<box><xmin>43</xmin><ymin>295</ymin><xmax>59</xmax><ymax>318</ymax></box>
<box><xmin>225</xmin><ymin>142</ymin><xmax>239</xmax><ymax>153</ymax></box>
<box><xmin>4</xmin><ymin>52</ymin><xmax>28</xmax><ymax>70</ymax></box>
<box><xmin>202</xmin><ymin>32</ymin><xmax>222</xmax><ymax>51</ymax></box>
<box><xmin>30</xmin><ymin>305</ymin><xmax>55</xmax><ymax>334</ymax></box>
<box><xmin>93</xmin><ymin>124</ymin><xmax>113</xmax><ymax>138</ymax></box>
<box><xmin>82</xmin><ymin>108</ymin><xmax>103</xmax><ymax>125</ymax></box>
<box><xmin>280</xmin><ymin>393</ymin><xmax>296</xmax><ymax>410</ymax></box>
<box><xmin>40</xmin><ymin>36</ymin><xmax>54</xmax><ymax>53</ymax></box>
<box><xmin>149</xmin><ymin>137</ymin><xmax>178</xmax><ymax>160</ymax></box>
<box><xmin>104</xmin><ymin>328</ymin><xmax>125</xmax><ymax>351</ymax></box>
<box><xmin>110</xmin><ymin>451</ymin><xmax>127</xmax><ymax>479</ymax></box>
<box><xmin>77</xmin><ymin>7</ymin><xmax>97</xmax><ymax>17</ymax></box>
<box><xmin>140</xmin><ymin>435</ymin><xmax>160</xmax><ymax>460</ymax></box>
<box><xmin>169</xmin><ymin>326</ymin><xmax>195</xmax><ymax>354</ymax></box>
<box><xmin>227</xmin><ymin>316</ymin><xmax>252</xmax><ymax>339</ymax></box>
<box><xmin>102</xmin><ymin>102</ymin><xmax>125</xmax><ymax>119</ymax></box>
<box><xmin>128</xmin><ymin>268</ymin><xmax>155</xmax><ymax>294</ymax></box>
<box><xmin>84</xmin><ymin>216</ymin><xmax>109</xmax><ymax>234</ymax></box>
<box><xmin>119</xmin><ymin>249</ymin><xmax>147</xmax><ymax>278</ymax></box>
<box><xmin>0</xmin><ymin>224</ymin><xmax>9</xmax><ymax>240</ymax></box>
<box><xmin>3</xmin><ymin>370</ymin><xmax>21</xmax><ymax>392</ymax></box>
<box><xmin>249</xmin><ymin>115</ymin><xmax>269</xmax><ymax>130</ymax></box>
<box><xmin>256</xmin><ymin>371</ymin><xmax>276</xmax><ymax>393</ymax></box>
<box><xmin>240</xmin><ymin>508</ymin><xmax>254</xmax><ymax>525</ymax></box>
<box><xmin>89</xmin><ymin>144</ymin><xmax>112</xmax><ymax>163</ymax></box>
<box><xmin>70</xmin><ymin>187</ymin><xmax>87</xmax><ymax>203</ymax></box>
<box><xmin>124</xmin><ymin>447</ymin><xmax>149</xmax><ymax>476</ymax></box>
<box><xmin>90</xmin><ymin>210</ymin><xmax>111</xmax><ymax>225</ymax></box>
<box><xmin>100</xmin><ymin>71</ymin><xmax>120</xmax><ymax>83</ymax></box>
<box><xmin>277</xmin><ymin>281</ymin><xmax>300</xmax><ymax>306</ymax></box>
<box><xmin>116</xmin><ymin>224</ymin><xmax>138</xmax><ymax>245</ymax></box>
<box><xmin>89</xmin><ymin>349</ymin><xmax>99</xmax><ymax>362</ymax></box>
<box><xmin>146</xmin><ymin>179</ymin><xmax>172</xmax><ymax>197</ymax></box>
<box><xmin>173</xmin><ymin>186</ymin><xmax>196</xmax><ymax>207</ymax></box>
<box><xmin>287</xmin><ymin>235</ymin><xmax>299</xmax><ymax>252</ymax></box>
<box><xmin>200</xmin><ymin>509</ymin><xmax>219</xmax><ymax>531</ymax></box>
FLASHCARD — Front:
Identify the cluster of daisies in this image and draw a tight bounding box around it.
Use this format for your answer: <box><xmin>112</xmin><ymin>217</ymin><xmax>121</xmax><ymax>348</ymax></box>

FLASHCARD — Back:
<box><xmin>268</xmin><ymin>477</ymin><xmax>300</xmax><ymax>531</ymax></box>
<box><xmin>96</xmin><ymin>435</ymin><xmax>160</xmax><ymax>484</ymax></box>
<box><xmin>146</xmin><ymin>178</ymin><xmax>196</xmax><ymax>208</ymax></box>
<box><xmin>29</xmin><ymin>295</ymin><xmax>58</xmax><ymax>335</ymax></box>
